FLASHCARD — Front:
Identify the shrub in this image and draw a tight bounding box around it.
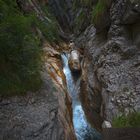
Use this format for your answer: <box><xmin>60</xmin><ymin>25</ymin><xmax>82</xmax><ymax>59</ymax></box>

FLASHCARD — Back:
<box><xmin>112</xmin><ymin>112</ymin><xmax>140</xmax><ymax>127</ymax></box>
<box><xmin>36</xmin><ymin>19</ymin><xmax>60</xmax><ymax>43</ymax></box>
<box><xmin>0</xmin><ymin>0</ymin><xmax>42</xmax><ymax>95</ymax></box>
<box><xmin>36</xmin><ymin>4</ymin><xmax>60</xmax><ymax>43</ymax></box>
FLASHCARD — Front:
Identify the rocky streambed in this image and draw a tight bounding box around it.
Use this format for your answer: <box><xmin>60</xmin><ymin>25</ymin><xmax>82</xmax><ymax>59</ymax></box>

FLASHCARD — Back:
<box><xmin>61</xmin><ymin>53</ymin><xmax>102</xmax><ymax>140</ymax></box>
<box><xmin>43</xmin><ymin>41</ymin><xmax>102</xmax><ymax>139</ymax></box>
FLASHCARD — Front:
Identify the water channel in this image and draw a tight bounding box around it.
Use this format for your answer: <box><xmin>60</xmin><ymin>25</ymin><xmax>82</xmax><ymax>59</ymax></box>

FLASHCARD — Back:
<box><xmin>61</xmin><ymin>53</ymin><xmax>102</xmax><ymax>140</ymax></box>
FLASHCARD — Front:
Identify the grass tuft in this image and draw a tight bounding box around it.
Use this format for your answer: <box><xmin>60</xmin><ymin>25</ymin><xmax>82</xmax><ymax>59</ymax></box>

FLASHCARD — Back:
<box><xmin>91</xmin><ymin>0</ymin><xmax>111</xmax><ymax>25</ymax></box>
<box><xmin>112</xmin><ymin>112</ymin><xmax>140</xmax><ymax>128</ymax></box>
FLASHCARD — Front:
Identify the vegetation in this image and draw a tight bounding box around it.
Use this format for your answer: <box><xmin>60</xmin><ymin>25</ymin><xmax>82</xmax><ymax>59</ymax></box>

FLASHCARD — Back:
<box><xmin>73</xmin><ymin>0</ymin><xmax>93</xmax><ymax>32</ymax></box>
<box><xmin>37</xmin><ymin>3</ymin><xmax>60</xmax><ymax>43</ymax></box>
<box><xmin>73</xmin><ymin>0</ymin><xmax>112</xmax><ymax>30</ymax></box>
<box><xmin>36</xmin><ymin>18</ymin><xmax>59</xmax><ymax>43</ymax></box>
<box><xmin>73</xmin><ymin>0</ymin><xmax>112</xmax><ymax>31</ymax></box>
<box><xmin>91</xmin><ymin>0</ymin><xmax>111</xmax><ymax>25</ymax></box>
<box><xmin>112</xmin><ymin>112</ymin><xmax>140</xmax><ymax>127</ymax></box>
<box><xmin>0</xmin><ymin>0</ymin><xmax>59</xmax><ymax>95</ymax></box>
<box><xmin>74</xmin><ymin>9</ymin><xmax>87</xmax><ymax>31</ymax></box>
<box><xmin>0</xmin><ymin>0</ymin><xmax>42</xmax><ymax>95</ymax></box>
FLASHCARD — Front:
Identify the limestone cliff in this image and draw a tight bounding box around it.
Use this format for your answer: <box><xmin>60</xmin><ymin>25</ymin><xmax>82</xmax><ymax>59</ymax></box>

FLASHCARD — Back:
<box><xmin>76</xmin><ymin>0</ymin><xmax>140</xmax><ymax>130</ymax></box>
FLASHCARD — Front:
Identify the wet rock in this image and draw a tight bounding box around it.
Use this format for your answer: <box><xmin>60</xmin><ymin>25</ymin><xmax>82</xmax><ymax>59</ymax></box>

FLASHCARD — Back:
<box><xmin>80</xmin><ymin>58</ymin><xmax>103</xmax><ymax>132</ymax></box>
<box><xmin>44</xmin><ymin>42</ymin><xmax>77</xmax><ymax>140</ymax></box>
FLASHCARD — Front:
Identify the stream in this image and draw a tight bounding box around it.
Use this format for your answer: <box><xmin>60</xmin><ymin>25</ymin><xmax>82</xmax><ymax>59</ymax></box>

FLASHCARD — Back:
<box><xmin>61</xmin><ymin>53</ymin><xmax>102</xmax><ymax>140</ymax></box>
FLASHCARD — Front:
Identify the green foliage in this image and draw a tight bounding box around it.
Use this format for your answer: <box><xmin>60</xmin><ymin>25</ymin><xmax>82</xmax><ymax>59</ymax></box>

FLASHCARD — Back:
<box><xmin>37</xmin><ymin>4</ymin><xmax>60</xmax><ymax>43</ymax></box>
<box><xmin>112</xmin><ymin>112</ymin><xmax>140</xmax><ymax>127</ymax></box>
<box><xmin>73</xmin><ymin>0</ymin><xmax>93</xmax><ymax>32</ymax></box>
<box><xmin>91</xmin><ymin>0</ymin><xmax>111</xmax><ymax>24</ymax></box>
<box><xmin>36</xmin><ymin>19</ymin><xmax>60</xmax><ymax>43</ymax></box>
<box><xmin>74</xmin><ymin>9</ymin><xmax>87</xmax><ymax>31</ymax></box>
<box><xmin>0</xmin><ymin>0</ymin><xmax>42</xmax><ymax>95</ymax></box>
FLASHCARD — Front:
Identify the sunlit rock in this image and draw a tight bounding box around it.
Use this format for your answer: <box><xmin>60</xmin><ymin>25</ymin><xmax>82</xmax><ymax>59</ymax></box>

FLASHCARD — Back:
<box><xmin>42</xmin><ymin>41</ymin><xmax>76</xmax><ymax>140</ymax></box>
<box><xmin>102</xmin><ymin>121</ymin><xmax>112</xmax><ymax>128</ymax></box>
<box><xmin>68</xmin><ymin>50</ymin><xmax>81</xmax><ymax>72</ymax></box>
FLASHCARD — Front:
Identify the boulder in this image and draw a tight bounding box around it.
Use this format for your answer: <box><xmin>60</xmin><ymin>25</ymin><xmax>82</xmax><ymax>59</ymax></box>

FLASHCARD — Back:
<box><xmin>68</xmin><ymin>50</ymin><xmax>81</xmax><ymax>72</ymax></box>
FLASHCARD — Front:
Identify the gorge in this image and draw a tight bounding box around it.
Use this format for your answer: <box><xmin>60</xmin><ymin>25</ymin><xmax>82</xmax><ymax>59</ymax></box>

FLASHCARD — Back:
<box><xmin>0</xmin><ymin>0</ymin><xmax>140</xmax><ymax>140</ymax></box>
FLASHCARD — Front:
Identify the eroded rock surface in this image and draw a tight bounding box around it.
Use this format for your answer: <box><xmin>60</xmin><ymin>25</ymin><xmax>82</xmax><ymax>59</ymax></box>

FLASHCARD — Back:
<box><xmin>76</xmin><ymin>0</ymin><xmax>140</xmax><ymax>130</ymax></box>
<box><xmin>48</xmin><ymin>0</ymin><xmax>74</xmax><ymax>32</ymax></box>
<box><xmin>0</xmin><ymin>72</ymin><xmax>76</xmax><ymax>140</ymax></box>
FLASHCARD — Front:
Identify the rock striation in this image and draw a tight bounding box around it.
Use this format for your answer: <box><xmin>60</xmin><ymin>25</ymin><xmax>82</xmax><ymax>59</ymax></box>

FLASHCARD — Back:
<box><xmin>48</xmin><ymin>0</ymin><xmax>74</xmax><ymax>32</ymax></box>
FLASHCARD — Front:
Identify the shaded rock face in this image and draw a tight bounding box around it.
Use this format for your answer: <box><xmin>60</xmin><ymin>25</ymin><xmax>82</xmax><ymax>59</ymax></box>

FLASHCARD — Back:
<box><xmin>17</xmin><ymin>0</ymin><xmax>49</xmax><ymax>21</ymax></box>
<box><xmin>80</xmin><ymin>57</ymin><xmax>103</xmax><ymax>131</ymax></box>
<box><xmin>48</xmin><ymin>0</ymin><xmax>74</xmax><ymax>32</ymax></box>
<box><xmin>48</xmin><ymin>0</ymin><xmax>94</xmax><ymax>33</ymax></box>
<box><xmin>77</xmin><ymin>0</ymin><xmax>140</xmax><ymax>130</ymax></box>
<box><xmin>0</xmin><ymin>74</ymin><xmax>73</xmax><ymax>140</ymax></box>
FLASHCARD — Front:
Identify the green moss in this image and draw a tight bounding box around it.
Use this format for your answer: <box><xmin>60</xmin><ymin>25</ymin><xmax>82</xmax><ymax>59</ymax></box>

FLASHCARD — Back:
<box><xmin>112</xmin><ymin>112</ymin><xmax>140</xmax><ymax>128</ymax></box>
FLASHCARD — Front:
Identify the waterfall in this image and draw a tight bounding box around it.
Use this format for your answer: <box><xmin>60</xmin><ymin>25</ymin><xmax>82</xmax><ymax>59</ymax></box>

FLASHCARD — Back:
<box><xmin>61</xmin><ymin>53</ymin><xmax>102</xmax><ymax>140</ymax></box>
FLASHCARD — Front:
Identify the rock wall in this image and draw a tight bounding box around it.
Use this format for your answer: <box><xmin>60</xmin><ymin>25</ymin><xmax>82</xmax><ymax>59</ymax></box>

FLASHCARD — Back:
<box><xmin>48</xmin><ymin>0</ymin><xmax>74</xmax><ymax>32</ymax></box>
<box><xmin>0</xmin><ymin>41</ymin><xmax>76</xmax><ymax>140</ymax></box>
<box><xmin>0</xmin><ymin>74</ymin><xmax>66</xmax><ymax>140</ymax></box>
<box><xmin>76</xmin><ymin>0</ymin><xmax>140</xmax><ymax>130</ymax></box>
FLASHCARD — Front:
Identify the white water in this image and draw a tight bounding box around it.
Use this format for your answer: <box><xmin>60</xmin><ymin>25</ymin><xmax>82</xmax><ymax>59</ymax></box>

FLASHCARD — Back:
<box><xmin>61</xmin><ymin>53</ymin><xmax>102</xmax><ymax>140</ymax></box>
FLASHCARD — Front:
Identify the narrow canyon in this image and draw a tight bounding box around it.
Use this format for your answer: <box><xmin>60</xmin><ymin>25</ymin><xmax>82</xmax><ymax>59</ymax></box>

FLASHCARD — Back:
<box><xmin>0</xmin><ymin>0</ymin><xmax>140</xmax><ymax>140</ymax></box>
